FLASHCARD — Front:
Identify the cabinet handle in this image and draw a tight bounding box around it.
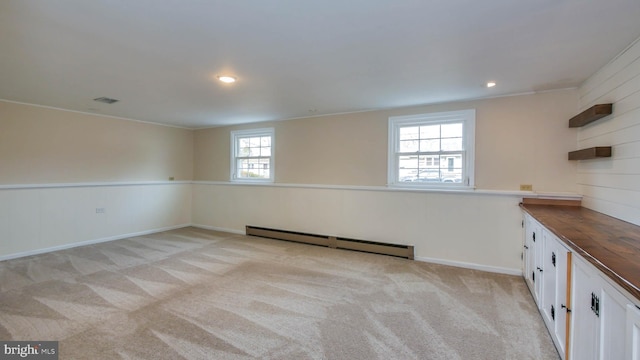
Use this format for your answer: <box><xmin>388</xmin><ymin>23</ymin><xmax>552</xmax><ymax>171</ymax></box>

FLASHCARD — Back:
<box><xmin>551</xmin><ymin>252</ymin><xmax>556</xmax><ymax>267</ymax></box>
<box><xmin>537</xmin><ymin>267</ymin><xmax>543</xmax><ymax>272</ymax></box>
<box><xmin>524</xmin><ymin>245</ymin><xmax>529</xmax><ymax>249</ymax></box>
<box><xmin>591</xmin><ymin>293</ymin><xmax>600</xmax><ymax>317</ymax></box>
<box><xmin>533</xmin><ymin>232</ymin><xmax>536</xmax><ymax>242</ymax></box>
<box><xmin>561</xmin><ymin>304</ymin><xmax>571</xmax><ymax>313</ymax></box>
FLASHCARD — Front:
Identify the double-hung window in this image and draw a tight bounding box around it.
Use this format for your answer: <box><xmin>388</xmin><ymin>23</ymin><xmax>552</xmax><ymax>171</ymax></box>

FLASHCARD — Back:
<box><xmin>230</xmin><ymin>128</ymin><xmax>274</xmax><ymax>182</ymax></box>
<box><xmin>388</xmin><ymin>109</ymin><xmax>475</xmax><ymax>188</ymax></box>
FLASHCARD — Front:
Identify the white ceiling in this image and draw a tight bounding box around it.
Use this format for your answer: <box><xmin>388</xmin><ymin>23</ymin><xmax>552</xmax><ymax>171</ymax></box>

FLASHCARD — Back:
<box><xmin>2</xmin><ymin>0</ymin><xmax>640</xmax><ymax>128</ymax></box>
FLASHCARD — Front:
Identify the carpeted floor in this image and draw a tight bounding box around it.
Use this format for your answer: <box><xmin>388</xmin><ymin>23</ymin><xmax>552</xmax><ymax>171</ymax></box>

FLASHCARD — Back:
<box><xmin>0</xmin><ymin>227</ymin><xmax>560</xmax><ymax>359</ymax></box>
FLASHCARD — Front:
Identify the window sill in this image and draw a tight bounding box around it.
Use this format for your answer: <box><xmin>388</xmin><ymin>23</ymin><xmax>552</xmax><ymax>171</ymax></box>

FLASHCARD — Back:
<box><xmin>388</xmin><ymin>183</ymin><xmax>474</xmax><ymax>191</ymax></box>
<box><xmin>194</xmin><ymin>181</ymin><xmax>582</xmax><ymax>200</ymax></box>
<box><xmin>230</xmin><ymin>179</ymin><xmax>274</xmax><ymax>184</ymax></box>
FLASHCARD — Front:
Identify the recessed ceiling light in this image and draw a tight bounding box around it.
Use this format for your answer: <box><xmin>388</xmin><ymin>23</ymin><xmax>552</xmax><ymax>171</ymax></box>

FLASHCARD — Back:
<box><xmin>217</xmin><ymin>76</ymin><xmax>237</xmax><ymax>83</ymax></box>
<box><xmin>486</xmin><ymin>81</ymin><xmax>496</xmax><ymax>88</ymax></box>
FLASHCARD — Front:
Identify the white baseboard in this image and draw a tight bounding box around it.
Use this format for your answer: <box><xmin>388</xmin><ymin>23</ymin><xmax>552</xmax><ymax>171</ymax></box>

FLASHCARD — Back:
<box><xmin>0</xmin><ymin>224</ymin><xmax>191</xmax><ymax>262</ymax></box>
<box><xmin>190</xmin><ymin>223</ymin><xmax>246</xmax><ymax>235</ymax></box>
<box><xmin>415</xmin><ymin>256</ymin><xmax>522</xmax><ymax>276</ymax></box>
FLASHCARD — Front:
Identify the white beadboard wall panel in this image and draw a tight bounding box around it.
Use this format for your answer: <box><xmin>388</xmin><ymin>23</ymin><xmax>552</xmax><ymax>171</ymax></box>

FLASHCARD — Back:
<box><xmin>192</xmin><ymin>183</ymin><xmax>525</xmax><ymax>274</ymax></box>
<box><xmin>577</xmin><ymin>173</ymin><xmax>640</xmax><ymax>192</ymax></box>
<box><xmin>578</xmin><ymin>123</ymin><xmax>640</xmax><ymax>149</ymax></box>
<box><xmin>580</xmin><ymin>58</ymin><xmax>640</xmax><ymax>107</ymax></box>
<box><xmin>577</xmin><ymin>157</ymin><xmax>639</xmax><ymax>174</ymax></box>
<box><xmin>8</xmin><ymin>190</ymin><xmax>41</xmax><ymax>254</ymax></box>
<box><xmin>40</xmin><ymin>188</ymin><xmax>77</xmax><ymax>248</ymax></box>
<box><xmin>579</xmin><ymin>95</ymin><xmax>640</xmax><ymax>141</ymax></box>
<box><xmin>0</xmin><ymin>191</ymin><xmax>8</xmax><ymax>254</ymax></box>
<box><xmin>0</xmin><ymin>183</ymin><xmax>192</xmax><ymax>259</ymax></box>
<box><xmin>336</xmin><ymin>190</ymin><xmax>424</xmax><ymax>243</ymax></box>
<box><xmin>103</xmin><ymin>185</ymin><xmax>142</xmax><ymax>236</ymax></box>
<box><xmin>609</xmin><ymin>141</ymin><xmax>640</xmax><ymax>160</ymax></box>
<box><xmin>580</xmin><ymin>185</ymin><xmax>640</xmax><ymax>207</ymax></box>
<box><xmin>580</xmin><ymin>37</ymin><xmax>640</xmax><ymax>104</ymax></box>
<box><xmin>146</xmin><ymin>184</ymin><xmax>192</xmax><ymax>230</ymax></box>
<box><xmin>74</xmin><ymin>187</ymin><xmax>110</xmax><ymax>243</ymax></box>
<box><xmin>580</xmin><ymin>190</ymin><xmax>640</xmax><ymax>226</ymax></box>
<box><xmin>577</xmin><ymin>35</ymin><xmax>640</xmax><ymax>225</ymax></box>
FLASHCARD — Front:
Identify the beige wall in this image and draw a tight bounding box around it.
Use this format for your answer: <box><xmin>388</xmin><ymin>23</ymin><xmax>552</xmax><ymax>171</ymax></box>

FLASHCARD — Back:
<box><xmin>0</xmin><ymin>101</ymin><xmax>194</xmax><ymax>184</ymax></box>
<box><xmin>195</xmin><ymin>89</ymin><xmax>579</xmax><ymax>192</ymax></box>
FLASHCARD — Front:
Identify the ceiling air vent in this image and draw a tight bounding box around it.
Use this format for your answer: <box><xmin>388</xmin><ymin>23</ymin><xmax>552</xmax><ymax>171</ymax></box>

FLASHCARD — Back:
<box><xmin>93</xmin><ymin>97</ymin><xmax>119</xmax><ymax>104</ymax></box>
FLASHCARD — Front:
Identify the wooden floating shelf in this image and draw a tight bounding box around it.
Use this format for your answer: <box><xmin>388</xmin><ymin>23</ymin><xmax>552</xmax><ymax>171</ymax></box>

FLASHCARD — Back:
<box><xmin>568</xmin><ymin>146</ymin><xmax>612</xmax><ymax>160</ymax></box>
<box><xmin>569</xmin><ymin>104</ymin><xmax>612</xmax><ymax>128</ymax></box>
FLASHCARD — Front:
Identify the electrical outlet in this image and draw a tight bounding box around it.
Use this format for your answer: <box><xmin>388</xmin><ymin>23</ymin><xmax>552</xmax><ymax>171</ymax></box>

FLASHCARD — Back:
<box><xmin>520</xmin><ymin>184</ymin><xmax>533</xmax><ymax>191</ymax></box>
<box><xmin>96</xmin><ymin>208</ymin><xmax>105</xmax><ymax>214</ymax></box>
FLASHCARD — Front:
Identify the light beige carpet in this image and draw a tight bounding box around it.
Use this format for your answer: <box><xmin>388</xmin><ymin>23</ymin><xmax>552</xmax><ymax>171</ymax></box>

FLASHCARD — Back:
<box><xmin>0</xmin><ymin>227</ymin><xmax>559</xmax><ymax>359</ymax></box>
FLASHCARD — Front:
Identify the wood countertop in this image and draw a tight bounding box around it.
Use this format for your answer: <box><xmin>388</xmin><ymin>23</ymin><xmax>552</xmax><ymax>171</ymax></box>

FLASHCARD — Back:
<box><xmin>520</xmin><ymin>203</ymin><xmax>640</xmax><ymax>302</ymax></box>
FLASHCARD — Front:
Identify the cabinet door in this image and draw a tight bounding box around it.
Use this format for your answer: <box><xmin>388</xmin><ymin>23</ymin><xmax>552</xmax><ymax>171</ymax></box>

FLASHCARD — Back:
<box><xmin>555</xmin><ymin>245</ymin><xmax>570</xmax><ymax>359</ymax></box>
<box><xmin>523</xmin><ymin>215</ymin><xmax>540</xmax><ymax>298</ymax></box>
<box><xmin>523</xmin><ymin>215</ymin><xmax>533</xmax><ymax>289</ymax></box>
<box><xmin>570</xmin><ymin>258</ymin><xmax>599</xmax><ymax>360</ymax></box>
<box><xmin>526</xmin><ymin>218</ymin><xmax>543</xmax><ymax>305</ymax></box>
<box><xmin>542</xmin><ymin>231</ymin><xmax>557</xmax><ymax>327</ymax></box>
<box><xmin>599</xmin><ymin>280</ymin><xmax>628</xmax><ymax>360</ymax></box>
<box><xmin>627</xmin><ymin>304</ymin><xmax>640</xmax><ymax>360</ymax></box>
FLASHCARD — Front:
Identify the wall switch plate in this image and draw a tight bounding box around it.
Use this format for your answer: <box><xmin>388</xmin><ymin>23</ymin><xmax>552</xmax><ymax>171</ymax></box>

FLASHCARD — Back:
<box><xmin>520</xmin><ymin>184</ymin><xmax>533</xmax><ymax>191</ymax></box>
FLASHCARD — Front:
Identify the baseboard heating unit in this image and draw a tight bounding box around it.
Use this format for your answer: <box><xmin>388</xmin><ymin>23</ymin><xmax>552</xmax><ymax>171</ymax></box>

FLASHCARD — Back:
<box><xmin>245</xmin><ymin>225</ymin><xmax>414</xmax><ymax>260</ymax></box>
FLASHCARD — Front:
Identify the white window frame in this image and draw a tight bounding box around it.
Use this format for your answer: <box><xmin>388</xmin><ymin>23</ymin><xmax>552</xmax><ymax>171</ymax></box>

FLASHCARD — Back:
<box><xmin>230</xmin><ymin>128</ymin><xmax>275</xmax><ymax>182</ymax></box>
<box><xmin>388</xmin><ymin>109</ymin><xmax>475</xmax><ymax>189</ymax></box>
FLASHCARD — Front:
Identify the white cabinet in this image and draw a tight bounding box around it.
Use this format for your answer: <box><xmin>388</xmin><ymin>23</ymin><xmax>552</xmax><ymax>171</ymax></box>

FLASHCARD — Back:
<box><xmin>627</xmin><ymin>304</ymin><xmax>640</xmax><ymax>360</ymax></box>
<box><xmin>543</xmin><ymin>232</ymin><xmax>570</xmax><ymax>358</ymax></box>
<box><xmin>570</xmin><ymin>256</ymin><xmax>600</xmax><ymax>360</ymax></box>
<box><xmin>570</xmin><ymin>255</ymin><xmax>631</xmax><ymax>360</ymax></box>
<box><xmin>522</xmin><ymin>212</ymin><xmax>637</xmax><ymax>360</ymax></box>
<box><xmin>523</xmin><ymin>214</ymin><xmax>570</xmax><ymax>358</ymax></box>
<box><xmin>523</xmin><ymin>215</ymin><xmax>543</xmax><ymax>304</ymax></box>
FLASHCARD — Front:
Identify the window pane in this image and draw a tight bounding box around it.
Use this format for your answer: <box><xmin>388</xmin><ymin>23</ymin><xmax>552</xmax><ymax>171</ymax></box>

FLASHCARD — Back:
<box><xmin>441</xmin><ymin>123</ymin><xmax>462</xmax><ymax>138</ymax></box>
<box><xmin>398</xmin><ymin>155</ymin><xmax>419</xmax><ymax>170</ymax></box>
<box><xmin>399</xmin><ymin>126</ymin><xmax>419</xmax><ymax>140</ymax></box>
<box><xmin>400</xmin><ymin>140</ymin><xmax>419</xmax><ymax>152</ymax></box>
<box><xmin>238</xmin><ymin>158</ymin><xmax>270</xmax><ymax>179</ymax></box>
<box><xmin>415</xmin><ymin>170</ymin><xmax>439</xmax><ymax>182</ymax></box>
<box><xmin>439</xmin><ymin>155</ymin><xmax>462</xmax><ymax>170</ymax></box>
<box><xmin>260</xmin><ymin>146</ymin><xmax>271</xmax><ymax>156</ymax></box>
<box><xmin>261</xmin><ymin>136</ymin><xmax>271</xmax><ymax>146</ymax></box>
<box><xmin>420</xmin><ymin>125</ymin><xmax>440</xmax><ymax>139</ymax></box>
<box><xmin>419</xmin><ymin>139</ymin><xmax>440</xmax><ymax>152</ymax></box>
<box><xmin>439</xmin><ymin>154</ymin><xmax>463</xmax><ymax>183</ymax></box>
<box><xmin>441</xmin><ymin>137</ymin><xmax>462</xmax><ymax>151</ymax></box>
<box><xmin>398</xmin><ymin>169</ymin><xmax>417</xmax><ymax>182</ymax></box>
<box><xmin>249</xmin><ymin>137</ymin><xmax>260</xmax><ymax>147</ymax></box>
<box><xmin>238</xmin><ymin>146</ymin><xmax>250</xmax><ymax>157</ymax></box>
<box><xmin>249</xmin><ymin>147</ymin><xmax>261</xmax><ymax>156</ymax></box>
